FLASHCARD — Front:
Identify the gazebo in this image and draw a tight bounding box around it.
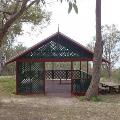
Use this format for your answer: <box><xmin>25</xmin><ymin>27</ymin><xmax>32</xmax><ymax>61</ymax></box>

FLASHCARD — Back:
<box><xmin>6</xmin><ymin>32</ymin><xmax>109</xmax><ymax>96</ymax></box>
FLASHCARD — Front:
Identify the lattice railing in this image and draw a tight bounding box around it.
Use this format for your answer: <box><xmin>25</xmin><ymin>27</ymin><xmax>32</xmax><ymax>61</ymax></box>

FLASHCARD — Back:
<box><xmin>72</xmin><ymin>71</ymin><xmax>92</xmax><ymax>95</ymax></box>
<box><xmin>45</xmin><ymin>70</ymin><xmax>91</xmax><ymax>80</ymax></box>
<box><xmin>45</xmin><ymin>70</ymin><xmax>92</xmax><ymax>95</ymax></box>
<box><xmin>45</xmin><ymin>70</ymin><xmax>72</xmax><ymax>80</ymax></box>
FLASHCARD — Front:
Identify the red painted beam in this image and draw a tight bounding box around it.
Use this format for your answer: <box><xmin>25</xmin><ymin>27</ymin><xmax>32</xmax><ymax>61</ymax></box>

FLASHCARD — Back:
<box><xmin>16</xmin><ymin>58</ymin><xmax>94</xmax><ymax>62</ymax></box>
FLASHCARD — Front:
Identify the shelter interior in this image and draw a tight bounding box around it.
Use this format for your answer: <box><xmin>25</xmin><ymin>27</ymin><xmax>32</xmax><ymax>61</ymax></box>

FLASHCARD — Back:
<box><xmin>17</xmin><ymin>61</ymin><xmax>92</xmax><ymax>96</ymax></box>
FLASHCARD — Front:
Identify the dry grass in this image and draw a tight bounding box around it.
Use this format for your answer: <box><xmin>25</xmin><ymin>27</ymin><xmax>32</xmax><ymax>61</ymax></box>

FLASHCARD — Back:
<box><xmin>0</xmin><ymin>76</ymin><xmax>120</xmax><ymax>120</ymax></box>
<box><xmin>0</xmin><ymin>76</ymin><xmax>15</xmax><ymax>96</ymax></box>
<box><xmin>0</xmin><ymin>95</ymin><xmax>120</xmax><ymax>120</ymax></box>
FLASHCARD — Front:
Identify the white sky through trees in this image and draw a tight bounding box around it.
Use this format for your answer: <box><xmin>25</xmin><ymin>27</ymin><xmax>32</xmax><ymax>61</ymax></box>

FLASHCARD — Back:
<box><xmin>16</xmin><ymin>0</ymin><xmax>120</xmax><ymax>67</ymax></box>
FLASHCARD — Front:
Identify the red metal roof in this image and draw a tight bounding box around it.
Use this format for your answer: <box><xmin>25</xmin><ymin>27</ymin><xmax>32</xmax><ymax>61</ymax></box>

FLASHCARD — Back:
<box><xmin>6</xmin><ymin>32</ymin><xmax>109</xmax><ymax>64</ymax></box>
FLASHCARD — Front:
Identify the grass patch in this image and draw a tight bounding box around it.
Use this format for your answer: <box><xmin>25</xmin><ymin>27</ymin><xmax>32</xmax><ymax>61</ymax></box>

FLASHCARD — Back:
<box><xmin>0</xmin><ymin>76</ymin><xmax>15</xmax><ymax>96</ymax></box>
<box><xmin>79</xmin><ymin>96</ymin><xmax>85</xmax><ymax>101</ymax></box>
<box><xmin>79</xmin><ymin>96</ymin><xmax>102</xmax><ymax>102</ymax></box>
<box><xmin>91</xmin><ymin>96</ymin><xmax>102</xmax><ymax>102</ymax></box>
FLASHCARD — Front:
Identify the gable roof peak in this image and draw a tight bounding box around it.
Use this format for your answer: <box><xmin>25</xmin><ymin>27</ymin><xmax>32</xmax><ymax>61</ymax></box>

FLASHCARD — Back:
<box><xmin>5</xmin><ymin>32</ymin><xmax>109</xmax><ymax>64</ymax></box>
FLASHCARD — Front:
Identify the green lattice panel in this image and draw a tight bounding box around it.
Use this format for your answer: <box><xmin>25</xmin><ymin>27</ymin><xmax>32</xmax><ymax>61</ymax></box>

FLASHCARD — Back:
<box><xmin>72</xmin><ymin>71</ymin><xmax>92</xmax><ymax>94</ymax></box>
<box><xmin>18</xmin><ymin>62</ymin><xmax>45</xmax><ymax>94</ymax></box>
<box><xmin>23</xmin><ymin>40</ymin><xmax>92</xmax><ymax>59</ymax></box>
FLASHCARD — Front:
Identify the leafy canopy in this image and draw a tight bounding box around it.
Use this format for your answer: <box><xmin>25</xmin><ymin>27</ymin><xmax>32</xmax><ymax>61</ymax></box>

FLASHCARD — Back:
<box><xmin>0</xmin><ymin>0</ymin><xmax>51</xmax><ymax>46</ymax></box>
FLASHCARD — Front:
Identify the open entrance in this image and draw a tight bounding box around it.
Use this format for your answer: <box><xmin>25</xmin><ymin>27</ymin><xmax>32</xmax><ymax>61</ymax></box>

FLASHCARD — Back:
<box><xmin>45</xmin><ymin>62</ymin><xmax>71</xmax><ymax>97</ymax></box>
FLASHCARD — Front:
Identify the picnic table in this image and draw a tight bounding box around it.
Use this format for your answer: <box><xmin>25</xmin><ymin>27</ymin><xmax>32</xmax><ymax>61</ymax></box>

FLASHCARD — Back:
<box><xmin>100</xmin><ymin>81</ymin><xmax>120</xmax><ymax>93</ymax></box>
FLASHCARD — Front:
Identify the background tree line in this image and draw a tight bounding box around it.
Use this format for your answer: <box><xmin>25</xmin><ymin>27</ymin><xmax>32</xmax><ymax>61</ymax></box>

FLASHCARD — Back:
<box><xmin>87</xmin><ymin>24</ymin><xmax>120</xmax><ymax>82</ymax></box>
<box><xmin>1</xmin><ymin>42</ymin><xmax>27</xmax><ymax>75</ymax></box>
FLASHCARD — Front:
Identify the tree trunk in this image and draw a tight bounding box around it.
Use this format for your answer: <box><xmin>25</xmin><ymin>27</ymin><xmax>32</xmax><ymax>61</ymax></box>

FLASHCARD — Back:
<box><xmin>85</xmin><ymin>0</ymin><xmax>103</xmax><ymax>100</ymax></box>
<box><xmin>0</xmin><ymin>50</ymin><xmax>3</xmax><ymax>76</ymax></box>
<box><xmin>108</xmin><ymin>63</ymin><xmax>111</xmax><ymax>79</ymax></box>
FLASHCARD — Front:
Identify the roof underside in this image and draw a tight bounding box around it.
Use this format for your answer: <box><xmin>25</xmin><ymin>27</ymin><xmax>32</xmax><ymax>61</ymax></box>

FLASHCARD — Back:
<box><xmin>6</xmin><ymin>32</ymin><xmax>109</xmax><ymax>63</ymax></box>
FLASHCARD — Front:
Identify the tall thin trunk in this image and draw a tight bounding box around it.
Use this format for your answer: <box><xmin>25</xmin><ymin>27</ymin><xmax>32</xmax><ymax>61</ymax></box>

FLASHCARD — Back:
<box><xmin>108</xmin><ymin>64</ymin><xmax>112</xmax><ymax>81</ymax></box>
<box><xmin>108</xmin><ymin>42</ymin><xmax>111</xmax><ymax>80</ymax></box>
<box><xmin>85</xmin><ymin>0</ymin><xmax>103</xmax><ymax>100</ymax></box>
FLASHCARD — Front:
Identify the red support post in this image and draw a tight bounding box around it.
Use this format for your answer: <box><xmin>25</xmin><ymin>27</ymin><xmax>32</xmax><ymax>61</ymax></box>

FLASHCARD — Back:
<box><xmin>71</xmin><ymin>61</ymin><xmax>73</xmax><ymax>95</ymax></box>
<box><xmin>44</xmin><ymin>62</ymin><xmax>45</xmax><ymax>95</ymax></box>
<box><xmin>80</xmin><ymin>61</ymin><xmax>81</xmax><ymax>78</ymax></box>
<box><xmin>16</xmin><ymin>61</ymin><xmax>19</xmax><ymax>95</ymax></box>
<box><xmin>87</xmin><ymin>61</ymin><xmax>89</xmax><ymax>80</ymax></box>
<box><xmin>60</xmin><ymin>79</ymin><xmax>61</xmax><ymax>84</ymax></box>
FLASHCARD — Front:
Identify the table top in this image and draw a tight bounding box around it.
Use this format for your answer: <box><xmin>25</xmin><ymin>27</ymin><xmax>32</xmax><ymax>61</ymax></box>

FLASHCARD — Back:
<box><xmin>100</xmin><ymin>81</ymin><xmax>120</xmax><ymax>87</ymax></box>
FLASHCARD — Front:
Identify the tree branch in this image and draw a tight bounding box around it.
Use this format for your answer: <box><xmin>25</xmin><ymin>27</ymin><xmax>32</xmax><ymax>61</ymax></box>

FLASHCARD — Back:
<box><xmin>0</xmin><ymin>0</ymin><xmax>29</xmax><ymax>45</ymax></box>
<box><xmin>26</xmin><ymin>0</ymin><xmax>37</xmax><ymax>9</ymax></box>
<box><xmin>0</xmin><ymin>0</ymin><xmax>41</xmax><ymax>46</ymax></box>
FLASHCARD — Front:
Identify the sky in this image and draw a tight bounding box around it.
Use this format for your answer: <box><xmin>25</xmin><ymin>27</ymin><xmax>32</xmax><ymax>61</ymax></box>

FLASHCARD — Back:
<box><xmin>16</xmin><ymin>0</ymin><xmax>120</xmax><ymax>67</ymax></box>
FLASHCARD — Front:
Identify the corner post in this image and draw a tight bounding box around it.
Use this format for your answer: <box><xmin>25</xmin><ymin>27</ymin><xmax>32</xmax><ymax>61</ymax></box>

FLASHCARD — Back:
<box><xmin>87</xmin><ymin>61</ymin><xmax>89</xmax><ymax>80</ymax></box>
<box><xmin>16</xmin><ymin>61</ymin><xmax>19</xmax><ymax>95</ymax></box>
<box><xmin>44</xmin><ymin>62</ymin><xmax>45</xmax><ymax>95</ymax></box>
<box><xmin>71</xmin><ymin>61</ymin><xmax>73</xmax><ymax>95</ymax></box>
<box><xmin>80</xmin><ymin>61</ymin><xmax>81</xmax><ymax>78</ymax></box>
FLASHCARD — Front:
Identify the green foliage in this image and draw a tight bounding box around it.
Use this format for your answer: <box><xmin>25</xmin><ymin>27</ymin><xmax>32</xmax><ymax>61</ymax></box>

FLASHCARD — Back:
<box><xmin>14</xmin><ymin>43</ymin><xmax>27</xmax><ymax>54</ymax></box>
<box><xmin>73</xmin><ymin>3</ymin><xmax>78</xmax><ymax>13</ymax></box>
<box><xmin>1</xmin><ymin>43</ymin><xmax>27</xmax><ymax>76</ymax></box>
<box><xmin>111</xmin><ymin>68</ymin><xmax>120</xmax><ymax>82</ymax></box>
<box><xmin>117</xmin><ymin>69</ymin><xmax>120</xmax><ymax>81</ymax></box>
<box><xmin>58</xmin><ymin>0</ymin><xmax>78</xmax><ymax>14</ymax></box>
<box><xmin>2</xmin><ymin>63</ymin><xmax>16</xmax><ymax>76</ymax></box>
<box><xmin>3</xmin><ymin>43</ymin><xmax>27</xmax><ymax>60</ymax></box>
<box><xmin>45</xmin><ymin>62</ymin><xmax>71</xmax><ymax>70</ymax></box>
<box><xmin>21</xmin><ymin>5</ymin><xmax>50</xmax><ymax>25</ymax></box>
<box><xmin>0</xmin><ymin>76</ymin><xmax>16</xmax><ymax>95</ymax></box>
<box><xmin>68</xmin><ymin>1</ymin><xmax>78</xmax><ymax>14</ymax></box>
<box><xmin>68</xmin><ymin>2</ymin><xmax>72</xmax><ymax>13</ymax></box>
<box><xmin>91</xmin><ymin>96</ymin><xmax>102</xmax><ymax>102</ymax></box>
<box><xmin>0</xmin><ymin>0</ymin><xmax>51</xmax><ymax>46</ymax></box>
<box><xmin>101</xmin><ymin>69</ymin><xmax>109</xmax><ymax>78</ymax></box>
<box><xmin>88</xmin><ymin>24</ymin><xmax>120</xmax><ymax>69</ymax></box>
<box><xmin>79</xmin><ymin>96</ymin><xmax>85</xmax><ymax>101</ymax></box>
<box><xmin>79</xmin><ymin>96</ymin><xmax>102</xmax><ymax>102</ymax></box>
<box><xmin>101</xmin><ymin>68</ymin><xmax>120</xmax><ymax>83</ymax></box>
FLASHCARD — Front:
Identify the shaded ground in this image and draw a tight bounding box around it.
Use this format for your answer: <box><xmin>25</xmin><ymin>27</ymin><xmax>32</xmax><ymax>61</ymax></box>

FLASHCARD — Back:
<box><xmin>0</xmin><ymin>94</ymin><xmax>120</xmax><ymax>120</ymax></box>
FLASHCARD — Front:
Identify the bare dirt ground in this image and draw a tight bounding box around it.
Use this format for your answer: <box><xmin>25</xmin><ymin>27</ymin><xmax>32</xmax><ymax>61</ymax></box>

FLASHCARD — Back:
<box><xmin>0</xmin><ymin>94</ymin><xmax>120</xmax><ymax>120</ymax></box>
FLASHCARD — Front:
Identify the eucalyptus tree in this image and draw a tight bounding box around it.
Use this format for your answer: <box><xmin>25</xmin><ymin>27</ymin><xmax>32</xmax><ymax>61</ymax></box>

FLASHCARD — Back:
<box><xmin>60</xmin><ymin>0</ymin><xmax>103</xmax><ymax>99</ymax></box>
<box><xmin>0</xmin><ymin>0</ymin><xmax>51</xmax><ymax>73</ymax></box>
<box><xmin>87</xmin><ymin>24</ymin><xmax>120</xmax><ymax>79</ymax></box>
<box><xmin>0</xmin><ymin>0</ymin><xmax>50</xmax><ymax>45</ymax></box>
<box><xmin>85</xmin><ymin>0</ymin><xmax>103</xmax><ymax>99</ymax></box>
